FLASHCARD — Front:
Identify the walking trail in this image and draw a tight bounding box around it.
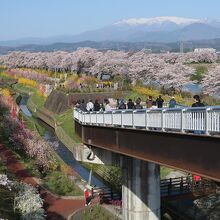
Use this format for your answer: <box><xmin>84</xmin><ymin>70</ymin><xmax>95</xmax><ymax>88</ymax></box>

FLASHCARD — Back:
<box><xmin>0</xmin><ymin>144</ymin><xmax>85</xmax><ymax>220</ymax></box>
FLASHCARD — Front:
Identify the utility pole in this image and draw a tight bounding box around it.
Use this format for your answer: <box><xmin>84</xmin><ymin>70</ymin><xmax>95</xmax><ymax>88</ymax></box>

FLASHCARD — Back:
<box><xmin>180</xmin><ymin>42</ymin><xmax>184</xmax><ymax>53</ymax></box>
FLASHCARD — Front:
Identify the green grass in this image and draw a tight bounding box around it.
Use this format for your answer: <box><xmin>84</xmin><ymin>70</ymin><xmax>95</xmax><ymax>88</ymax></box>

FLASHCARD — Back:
<box><xmin>19</xmin><ymin>111</ymin><xmax>46</xmax><ymax>136</ymax></box>
<box><xmin>190</xmin><ymin>65</ymin><xmax>207</xmax><ymax>83</ymax></box>
<box><xmin>13</xmin><ymin>83</ymin><xmax>36</xmax><ymax>95</ymax></box>
<box><xmin>81</xmin><ymin>205</ymin><xmax>120</xmax><ymax>220</ymax></box>
<box><xmin>43</xmin><ymin>171</ymin><xmax>83</xmax><ymax>196</ymax></box>
<box><xmin>160</xmin><ymin>166</ymin><xmax>173</xmax><ymax>179</ymax></box>
<box><xmin>29</xmin><ymin>92</ymin><xmax>46</xmax><ymax>109</ymax></box>
<box><xmin>55</xmin><ymin>108</ymin><xmax>81</xmax><ymax>143</ymax></box>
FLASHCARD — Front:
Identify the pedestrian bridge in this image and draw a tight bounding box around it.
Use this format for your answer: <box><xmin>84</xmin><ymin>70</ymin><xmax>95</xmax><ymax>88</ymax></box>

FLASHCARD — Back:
<box><xmin>74</xmin><ymin>106</ymin><xmax>220</xmax><ymax>182</ymax></box>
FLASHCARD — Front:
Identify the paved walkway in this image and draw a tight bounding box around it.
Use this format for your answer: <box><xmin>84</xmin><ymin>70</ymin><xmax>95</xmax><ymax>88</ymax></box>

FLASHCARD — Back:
<box><xmin>0</xmin><ymin>144</ymin><xmax>85</xmax><ymax>220</ymax></box>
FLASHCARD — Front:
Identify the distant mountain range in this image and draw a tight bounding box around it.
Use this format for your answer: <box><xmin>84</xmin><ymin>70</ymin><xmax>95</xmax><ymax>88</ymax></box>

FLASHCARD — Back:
<box><xmin>2</xmin><ymin>16</ymin><xmax>220</xmax><ymax>47</ymax></box>
<box><xmin>1</xmin><ymin>38</ymin><xmax>220</xmax><ymax>55</ymax></box>
<box><xmin>1</xmin><ymin>16</ymin><xmax>220</xmax><ymax>54</ymax></box>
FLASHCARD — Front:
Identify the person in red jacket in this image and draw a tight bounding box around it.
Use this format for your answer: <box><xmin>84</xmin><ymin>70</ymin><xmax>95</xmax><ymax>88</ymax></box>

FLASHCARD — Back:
<box><xmin>192</xmin><ymin>174</ymin><xmax>201</xmax><ymax>189</ymax></box>
<box><xmin>84</xmin><ymin>188</ymin><xmax>92</xmax><ymax>206</ymax></box>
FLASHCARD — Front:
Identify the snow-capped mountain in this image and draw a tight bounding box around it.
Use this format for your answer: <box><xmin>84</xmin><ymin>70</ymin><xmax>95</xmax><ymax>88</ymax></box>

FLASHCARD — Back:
<box><xmin>114</xmin><ymin>16</ymin><xmax>201</xmax><ymax>26</ymax></box>
<box><xmin>1</xmin><ymin>16</ymin><xmax>220</xmax><ymax>46</ymax></box>
<box><xmin>67</xmin><ymin>16</ymin><xmax>220</xmax><ymax>42</ymax></box>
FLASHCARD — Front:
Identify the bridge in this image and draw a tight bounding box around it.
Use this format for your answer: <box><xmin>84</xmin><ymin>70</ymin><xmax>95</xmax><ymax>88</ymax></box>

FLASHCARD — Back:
<box><xmin>73</xmin><ymin>106</ymin><xmax>220</xmax><ymax>220</ymax></box>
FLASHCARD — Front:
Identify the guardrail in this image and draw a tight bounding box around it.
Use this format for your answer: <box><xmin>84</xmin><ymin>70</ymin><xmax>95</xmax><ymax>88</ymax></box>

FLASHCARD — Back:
<box><xmin>160</xmin><ymin>177</ymin><xmax>216</xmax><ymax>199</ymax></box>
<box><xmin>73</xmin><ymin>106</ymin><xmax>220</xmax><ymax>135</ymax></box>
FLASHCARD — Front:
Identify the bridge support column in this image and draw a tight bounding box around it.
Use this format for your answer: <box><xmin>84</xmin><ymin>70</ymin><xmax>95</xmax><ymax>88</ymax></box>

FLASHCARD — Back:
<box><xmin>122</xmin><ymin>156</ymin><xmax>160</xmax><ymax>220</ymax></box>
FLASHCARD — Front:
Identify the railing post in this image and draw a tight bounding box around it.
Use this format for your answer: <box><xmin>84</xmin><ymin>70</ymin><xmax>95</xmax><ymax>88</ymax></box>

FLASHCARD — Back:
<box><xmin>121</xmin><ymin>111</ymin><xmax>124</xmax><ymax>128</ymax></box>
<box><xmin>181</xmin><ymin>108</ymin><xmax>186</xmax><ymax>133</ymax></box>
<box><xmin>180</xmin><ymin>177</ymin><xmax>183</xmax><ymax>194</ymax></box>
<box><xmin>161</xmin><ymin>109</ymin><xmax>166</xmax><ymax>131</ymax></box>
<box><xmin>82</xmin><ymin>112</ymin><xmax>84</xmax><ymax>124</ymax></box>
<box><xmin>146</xmin><ymin>110</ymin><xmax>149</xmax><ymax>130</ymax></box>
<box><xmin>205</xmin><ymin>108</ymin><xmax>210</xmax><ymax>135</ymax></box>
<box><xmin>168</xmin><ymin>178</ymin><xmax>172</xmax><ymax>196</ymax></box>
<box><xmin>103</xmin><ymin>112</ymin><xmax>105</xmax><ymax>126</ymax></box>
<box><xmin>111</xmin><ymin>111</ymin><xmax>113</xmax><ymax>126</ymax></box>
<box><xmin>132</xmin><ymin>111</ymin><xmax>135</xmax><ymax>128</ymax></box>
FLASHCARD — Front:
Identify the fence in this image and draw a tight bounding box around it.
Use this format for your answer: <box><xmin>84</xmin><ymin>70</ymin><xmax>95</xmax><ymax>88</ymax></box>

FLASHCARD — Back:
<box><xmin>73</xmin><ymin>106</ymin><xmax>220</xmax><ymax>135</ymax></box>
<box><xmin>160</xmin><ymin>177</ymin><xmax>216</xmax><ymax>199</ymax></box>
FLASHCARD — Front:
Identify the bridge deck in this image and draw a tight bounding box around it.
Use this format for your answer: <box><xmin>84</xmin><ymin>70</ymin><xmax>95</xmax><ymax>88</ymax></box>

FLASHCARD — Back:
<box><xmin>74</xmin><ymin>107</ymin><xmax>220</xmax><ymax>182</ymax></box>
<box><xmin>75</xmin><ymin>120</ymin><xmax>220</xmax><ymax>182</ymax></box>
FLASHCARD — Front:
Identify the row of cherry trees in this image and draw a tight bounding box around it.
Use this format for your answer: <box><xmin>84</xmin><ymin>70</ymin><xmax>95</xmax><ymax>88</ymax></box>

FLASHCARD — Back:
<box><xmin>0</xmin><ymin>48</ymin><xmax>219</xmax><ymax>91</ymax></box>
<box><xmin>0</xmin><ymin>91</ymin><xmax>57</xmax><ymax>171</ymax></box>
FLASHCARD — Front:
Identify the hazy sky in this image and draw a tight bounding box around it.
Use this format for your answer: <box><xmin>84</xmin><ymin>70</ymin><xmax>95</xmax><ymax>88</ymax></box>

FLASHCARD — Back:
<box><xmin>1</xmin><ymin>0</ymin><xmax>220</xmax><ymax>40</ymax></box>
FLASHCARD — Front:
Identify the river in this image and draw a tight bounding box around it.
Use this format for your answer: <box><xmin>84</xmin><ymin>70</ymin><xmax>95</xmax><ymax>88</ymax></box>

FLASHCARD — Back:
<box><xmin>19</xmin><ymin>96</ymin><xmax>107</xmax><ymax>187</ymax></box>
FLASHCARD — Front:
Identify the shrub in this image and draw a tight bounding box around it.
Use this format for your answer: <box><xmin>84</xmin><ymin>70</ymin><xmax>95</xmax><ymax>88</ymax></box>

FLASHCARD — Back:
<box><xmin>44</xmin><ymin>171</ymin><xmax>82</xmax><ymax>196</ymax></box>
<box><xmin>14</xmin><ymin>182</ymin><xmax>45</xmax><ymax>220</ymax></box>
<box><xmin>18</xmin><ymin>78</ymin><xmax>37</xmax><ymax>88</ymax></box>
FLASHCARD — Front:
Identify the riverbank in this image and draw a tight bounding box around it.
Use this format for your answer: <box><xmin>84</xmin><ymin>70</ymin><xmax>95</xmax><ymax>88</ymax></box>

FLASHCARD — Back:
<box><xmin>17</xmin><ymin>95</ymin><xmax>121</xmax><ymax>219</ymax></box>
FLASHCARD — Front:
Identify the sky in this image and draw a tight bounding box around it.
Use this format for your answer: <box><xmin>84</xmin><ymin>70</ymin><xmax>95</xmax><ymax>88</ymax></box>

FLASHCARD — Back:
<box><xmin>1</xmin><ymin>0</ymin><xmax>220</xmax><ymax>41</ymax></box>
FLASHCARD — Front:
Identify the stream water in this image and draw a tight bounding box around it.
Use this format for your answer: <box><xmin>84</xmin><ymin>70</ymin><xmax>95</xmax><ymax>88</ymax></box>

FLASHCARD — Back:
<box><xmin>19</xmin><ymin>96</ymin><xmax>106</xmax><ymax>187</ymax></box>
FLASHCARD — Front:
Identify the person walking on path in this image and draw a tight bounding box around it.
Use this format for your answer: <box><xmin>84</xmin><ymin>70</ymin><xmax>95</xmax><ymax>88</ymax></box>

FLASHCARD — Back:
<box><xmin>156</xmin><ymin>95</ymin><xmax>164</xmax><ymax>108</ymax></box>
<box><xmin>84</xmin><ymin>188</ymin><xmax>92</xmax><ymax>206</ymax></box>
<box><xmin>192</xmin><ymin>174</ymin><xmax>201</xmax><ymax>190</ymax></box>
<box><xmin>169</xmin><ymin>96</ymin><xmax>176</xmax><ymax>108</ymax></box>
<box><xmin>186</xmin><ymin>173</ymin><xmax>192</xmax><ymax>190</ymax></box>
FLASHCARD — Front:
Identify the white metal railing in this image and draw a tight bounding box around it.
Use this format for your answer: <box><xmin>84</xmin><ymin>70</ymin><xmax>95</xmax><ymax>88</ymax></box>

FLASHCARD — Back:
<box><xmin>73</xmin><ymin>106</ymin><xmax>220</xmax><ymax>135</ymax></box>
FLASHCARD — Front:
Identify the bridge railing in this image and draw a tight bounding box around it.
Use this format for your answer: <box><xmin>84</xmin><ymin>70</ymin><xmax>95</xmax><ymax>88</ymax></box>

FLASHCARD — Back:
<box><xmin>160</xmin><ymin>176</ymin><xmax>216</xmax><ymax>198</ymax></box>
<box><xmin>73</xmin><ymin>106</ymin><xmax>220</xmax><ymax>135</ymax></box>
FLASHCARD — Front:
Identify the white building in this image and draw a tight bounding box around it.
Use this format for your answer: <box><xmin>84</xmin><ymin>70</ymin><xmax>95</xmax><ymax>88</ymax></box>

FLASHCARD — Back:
<box><xmin>194</xmin><ymin>48</ymin><xmax>216</xmax><ymax>53</ymax></box>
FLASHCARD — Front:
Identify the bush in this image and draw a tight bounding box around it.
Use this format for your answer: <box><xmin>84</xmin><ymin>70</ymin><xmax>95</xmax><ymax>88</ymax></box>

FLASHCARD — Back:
<box><xmin>191</xmin><ymin>65</ymin><xmax>207</xmax><ymax>83</ymax></box>
<box><xmin>14</xmin><ymin>182</ymin><xmax>45</xmax><ymax>220</ymax></box>
<box><xmin>43</xmin><ymin>171</ymin><xmax>82</xmax><ymax>196</ymax></box>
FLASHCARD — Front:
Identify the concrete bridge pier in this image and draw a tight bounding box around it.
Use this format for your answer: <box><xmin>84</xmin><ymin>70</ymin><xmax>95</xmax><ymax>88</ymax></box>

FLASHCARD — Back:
<box><xmin>121</xmin><ymin>156</ymin><xmax>160</xmax><ymax>220</ymax></box>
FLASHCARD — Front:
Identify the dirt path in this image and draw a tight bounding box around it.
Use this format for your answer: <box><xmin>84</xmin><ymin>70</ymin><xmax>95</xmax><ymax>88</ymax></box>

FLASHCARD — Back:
<box><xmin>0</xmin><ymin>144</ymin><xmax>85</xmax><ymax>220</ymax></box>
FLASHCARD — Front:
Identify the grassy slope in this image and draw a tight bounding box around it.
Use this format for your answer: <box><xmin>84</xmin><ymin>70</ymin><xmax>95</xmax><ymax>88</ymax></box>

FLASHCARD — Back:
<box><xmin>71</xmin><ymin>205</ymin><xmax>119</xmax><ymax>220</ymax></box>
<box><xmin>55</xmin><ymin>108</ymin><xmax>81</xmax><ymax>143</ymax></box>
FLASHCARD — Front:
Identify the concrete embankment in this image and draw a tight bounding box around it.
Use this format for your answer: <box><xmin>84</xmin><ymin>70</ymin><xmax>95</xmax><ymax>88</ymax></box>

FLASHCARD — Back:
<box><xmin>35</xmin><ymin>89</ymin><xmax>125</xmax><ymax>149</ymax></box>
<box><xmin>44</xmin><ymin>89</ymin><xmax>126</xmax><ymax>114</ymax></box>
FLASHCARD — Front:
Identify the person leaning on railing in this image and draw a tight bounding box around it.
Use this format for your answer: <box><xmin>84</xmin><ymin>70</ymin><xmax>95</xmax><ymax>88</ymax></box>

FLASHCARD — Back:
<box><xmin>191</xmin><ymin>95</ymin><xmax>204</xmax><ymax>107</ymax></box>
<box><xmin>146</xmin><ymin>96</ymin><xmax>153</xmax><ymax>108</ymax></box>
<box><xmin>156</xmin><ymin>95</ymin><xmax>164</xmax><ymax>108</ymax></box>
<box><xmin>191</xmin><ymin>95</ymin><xmax>205</xmax><ymax>134</ymax></box>
<box><xmin>168</xmin><ymin>96</ymin><xmax>176</xmax><ymax>108</ymax></box>
<box><xmin>127</xmin><ymin>99</ymin><xmax>135</xmax><ymax>109</ymax></box>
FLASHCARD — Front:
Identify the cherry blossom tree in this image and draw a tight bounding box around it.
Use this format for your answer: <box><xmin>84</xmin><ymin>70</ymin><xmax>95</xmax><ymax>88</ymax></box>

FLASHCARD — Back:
<box><xmin>0</xmin><ymin>49</ymin><xmax>217</xmax><ymax>89</ymax></box>
<box><xmin>156</xmin><ymin>63</ymin><xmax>194</xmax><ymax>89</ymax></box>
<box><xmin>201</xmin><ymin>64</ymin><xmax>220</xmax><ymax>95</ymax></box>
